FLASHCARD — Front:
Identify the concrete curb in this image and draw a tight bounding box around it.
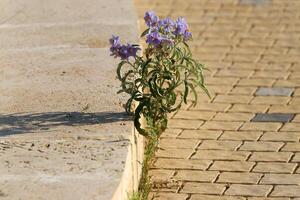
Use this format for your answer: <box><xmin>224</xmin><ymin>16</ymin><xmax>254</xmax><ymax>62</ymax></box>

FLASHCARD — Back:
<box><xmin>111</xmin><ymin>126</ymin><xmax>145</xmax><ymax>200</ymax></box>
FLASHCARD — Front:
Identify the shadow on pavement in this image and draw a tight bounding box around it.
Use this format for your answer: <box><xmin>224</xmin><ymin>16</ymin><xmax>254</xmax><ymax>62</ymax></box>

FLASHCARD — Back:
<box><xmin>0</xmin><ymin>111</ymin><xmax>131</xmax><ymax>136</ymax></box>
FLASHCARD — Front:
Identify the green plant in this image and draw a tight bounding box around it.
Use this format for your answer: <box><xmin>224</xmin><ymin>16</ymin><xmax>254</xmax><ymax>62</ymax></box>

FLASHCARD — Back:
<box><xmin>110</xmin><ymin>11</ymin><xmax>209</xmax><ymax>138</ymax></box>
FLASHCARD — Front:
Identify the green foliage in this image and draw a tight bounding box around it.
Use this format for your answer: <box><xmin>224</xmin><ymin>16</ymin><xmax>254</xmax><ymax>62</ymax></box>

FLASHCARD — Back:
<box><xmin>117</xmin><ymin>41</ymin><xmax>208</xmax><ymax>138</ymax></box>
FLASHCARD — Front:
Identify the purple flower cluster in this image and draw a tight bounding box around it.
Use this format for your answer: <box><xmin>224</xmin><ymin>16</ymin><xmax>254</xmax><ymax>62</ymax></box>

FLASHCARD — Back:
<box><xmin>109</xmin><ymin>35</ymin><xmax>140</xmax><ymax>60</ymax></box>
<box><xmin>144</xmin><ymin>11</ymin><xmax>192</xmax><ymax>47</ymax></box>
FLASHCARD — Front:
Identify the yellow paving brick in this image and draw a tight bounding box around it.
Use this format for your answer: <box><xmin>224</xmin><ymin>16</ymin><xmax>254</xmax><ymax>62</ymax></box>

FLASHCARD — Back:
<box><xmin>280</xmin><ymin>123</ymin><xmax>300</xmax><ymax>132</ymax></box>
<box><xmin>156</xmin><ymin>148</ymin><xmax>192</xmax><ymax>159</ymax></box>
<box><xmin>198</xmin><ymin>140</ymin><xmax>241</xmax><ymax>150</ymax></box>
<box><xmin>229</xmin><ymin>104</ymin><xmax>269</xmax><ymax>113</ymax></box>
<box><xmin>249</xmin><ymin>152</ymin><xmax>293</xmax><ymax>162</ymax></box>
<box><xmin>173</xmin><ymin>170</ymin><xmax>218</xmax><ymax>182</ymax></box>
<box><xmin>260</xmin><ymin>132</ymin><xmax>300</xmax><ymax>142</ymax></box>
<box><xmin>230</xmin><ymin>86</ymin><xmax>257</xmax><ymax>95</ymax></box>
<box><xmin>189</xmin><ymin>102</ymin><xmax>231</xmax><ymax>112</ymax></box>
<box><xmin>152</xmin><ymin>193</ymin><xmax>189</xmax><ymax>200</ymax></box>
<box><xmin>207</xmin><ymin>85</ymin><xmax>233</xmax><ymax>94</ymax></box>
<box><xmin>250</xmin><ymin>96</ymin><xmax>290</xmax><ymax>105</ymax></box>
<box><xmin>251</xmin><ymin>71</ymin><xmax>290</xmax><ymax>79</ymax></box>
<box><xmin>239</xmin><ymin>141</ymin><xmax>284</xmax><ymax>152</ymax></box>
<box><xmin>161</xmin><ymin>128</ymin><xmax>182</xmax><ymax>138</ymax></box>
<box><xmin>192</xmin><ymin>150</ymin><xmax>250</xmax><ymax>161</ymax></box>
<box><xmin>292</xmin><ymin>153</ymin><xmax>300</xmax><ymax>162</ymax></box>
<box><xmin>294</xmin><ymin>89</ymin><xmax>300</xmax><ymax>97</ymax></box>
<box><xmin>224</xmin><ymin>54</ymin><xmax>260</xmax><ymax>63</ymax></box>
<box><xmin>217</xmin><ymin>172</ymin><xmax>262</xmax><ymax>184</ymax></box>
<box><xmin>239</xmin><ymin>38</ymin><xmax>274</xmax><ymax>47</ymax></box>
<box><xmin>209</xmin><ymin>161</ymin><xmax>255</xmax><ymax>172</ymax></box>
<box><xmin>270</xmin><ymin>186</ymin><xmax>300</xmax><ymax>197</ymax></box>
<box><xmin>205</xmin><ymin>77</ymin><xmax>239</xmax><ymax>86</ymax></box>
<box><xmin>179</xmin><ymin>130</ymin><xmax>222</xmax><ymax>140</ymax></box>
<box><xmin>260</xmin><ymin>174</ymin><xmax>300</xmax><ymax>185</ymax></box>
<box><xmin>168</xmin><ymin>119</ymin><xmax>204</xmax><ymax>129</ymax></box>
<box><xmin>215</xmin><ymin>69</ymin><xmax>253</xmax><ymax>77</ymax></box>
<box><xmin>159</xmin><ymin>138</ymin><xmax>200</xmax><ymax>149</ymax></box>
<box><xmin>281</xmin><ymin>142</ymin><xmax>300</xmax><ymax>152</ymax></box>
<box><xmin>240</xmin><ymin>122</ymin><xmax>282</xmax><ymax>131</ymax></box>
<box><xmin>214</xmin><ymin>95</ymin><xmax>251</xmax><ymax>104</ymax></box>
<box><xmin>219</xmin><ymin>131</ymin><xmax>262</xmax><ymax>141</ymax></box>
<box><xmin>174</xmin><ymin>110</ymin><xmax>215</xmax><ymax>120</ymax></box>
<box><xmin>274</xmin><ymin>79</ymin><xmax>300</xmax><ymax>87</ymax></box>
<box><xmin>238</xmin><ymin>78</ymin><xmax>275</xmax><ymax>87</ymax></box>
<box><xmin>213</xmin><ymin>112</ymin><xmax>254</xmax><ymax>121</ymax></box>
<box><xmin>253</xmin><ymin>162</ymin><xmax>297</xmax><ymax>173</ymax></box>
<box><xmin>190</xmin><ymin>195</ymin><xmax>246</xmax><ymax>200</ymax></box>
<box><xmin>269</xmin><ymin>105</ymin><xmax>300</xmax><ymax>113</ymax></box>
<box><xmin>149</xmin><ymin>169</ymin><xmax>174</xmax><ymax>182</ymax></box>
<box><xmin>200</xmin><ymin>121</ymin><xmax>243</xmax><ymax>131</ymax></box>
<box><xmin>225</xmin><ymin>184</ymin><xmax>272</xmax><ymax>197</ymax></box>
<box><xmin>181</xmin><ymin>182</ymin><xmax>226</xmax><ymax>195</ymax></box>
<box><xmin>154</xmin><ymin>158</ymin><xmax>212</xmax><ymax>170</ymax></box>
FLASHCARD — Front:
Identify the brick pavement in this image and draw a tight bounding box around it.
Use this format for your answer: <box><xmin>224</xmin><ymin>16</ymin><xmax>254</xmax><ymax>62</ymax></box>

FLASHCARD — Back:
<box><xmin>134</xmin><ymin>0</ymin><xmax>300</xmax><ymax>199</ymax></box>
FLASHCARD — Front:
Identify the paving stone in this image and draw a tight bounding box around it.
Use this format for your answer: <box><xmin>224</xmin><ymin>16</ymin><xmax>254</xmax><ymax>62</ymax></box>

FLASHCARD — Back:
<box><xmin>159</xmin><ymin>138</ymin><xmax>200</xmax><ymax>149</ymax></box>
<box><xmin>252</xmin><ymin>162</ymin><xmax>296</xmax><ymax>173</ymax></box>
<box><xmin>255</xmin><ymin>87</ymin><xmax>294</xmax><ymax>97</ymax></box>
<box><xmin>281</xmin><ymin>142</ymin><xmax>300</xmax><ymax>152</ymax></box>
<box><xmin>156</xmin><ymin>148</ymin><xmax>193</xmax><ymax>159</ymax></box>
<box><xmin>239</xmin><ymin>141</ymin><xmax>284</xmax><ymax>151</ymax></box>
<box><xmin>190</xmin><ymin>195</ymin><xmax>246</xmax><ymax>200</ymax></box>
<box><xmin>173</xmin><ymin>170</ymin><xmax>218</xmax><ymax>182</ymax></box>
<box><xmin>225</xmin><ymin>184</ymin><xmax>272</xmax><ymax>196</ymax></box>
<box><xmin>209</xmin><ymin>161</ymin><xmax>255</xmax><ymax>172</ymax></box>
<box><xmin>260</xmin><ymin>132</ymin><xmax>300</xmax><ymax>142</ymax></box>
<box><xmin>198</xmin><ymin>140</ymin><xmax>242</xmax><ymax>150</ymax></box>
<box><xmin>251</xmin><ymin>113</ymin><xmax>295</xmax><ymax>122</ymax></box>
<box><xmin>217</xmin><ymin>172</ymin><xmax>262</xmax><ymax>184</ymax></box>
<box><xmin>260</xmin><ymin>174</ymin><xmax>300</xmax><ymax>185</ymax></box>
<box><xmin>149</xmin><ymin>169</ymin><xmax>174</xmax><ymax>182</ymax></box>
<box><xmin>240</xmin><ymin>122</ymin><xmax>282</xmax><ymax>131</ymax></box>
<box><xmin>179</xmin><ymin>130</ymin><xmax>222</xmax><ymax>140</ymax></box>
<box><xmin>152</xmin><ymin>193</ymin><xmax>189</xmax><ymax>200</ymax></box>
<box><xmin>219</xmin><ymin>131</ymin><xmax>263</xmax><ymax>141</ymax></box>
<box><xmin>154</xmin><ymin>158</ymin><xmax>212</xmax><ymax>170</ymax></box>
<box><xmin>168</xmin><ymin>119</ymin><xmax>204</xmax><ymax>129</ymax></box>
<box><xmin>200</xmin><ymin>121</ymin><xmax>243</xmax><ymax>131</ymax></box>
<box><xmin>249</xmin><ymin>152</ymin><xmax>293</xmax><ymax>162</ymax></box>
<box><xmin>192</xmin><ymin>150</ymin><xmax>250</xmax><ymax>161</ymax></box>
<box><xmin>229</xmin><ymin>104</ymin><xmax>269</xmax><ymax>113</ymax></box>
<box><xmin>270</xmin><ymin>186</ymin><xmax>300</xmax><ymax>197</ymax></box>
<box><xmin>181</xmin><ymin>182</ymin><xmax>226</xmax><ymax>195</ymax></box>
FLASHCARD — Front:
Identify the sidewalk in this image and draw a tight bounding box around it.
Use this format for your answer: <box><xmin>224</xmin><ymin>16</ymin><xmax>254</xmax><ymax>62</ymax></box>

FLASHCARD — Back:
<box><xmin>0</xmin><ymin>0</ymin><xmax>138</xmax><ymax>199</ymax></box>
<box><xmin>134</xmin><ymin>0</ymin><xmax>300</xmax><ymax>199</ymax></box>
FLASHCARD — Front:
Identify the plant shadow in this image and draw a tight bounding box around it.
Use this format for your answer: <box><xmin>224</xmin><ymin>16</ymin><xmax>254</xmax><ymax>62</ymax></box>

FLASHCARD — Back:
<box><xmin>0</xmin><ymin>111</ymin><xmax>131</xmax><ymax>136</ymax></box>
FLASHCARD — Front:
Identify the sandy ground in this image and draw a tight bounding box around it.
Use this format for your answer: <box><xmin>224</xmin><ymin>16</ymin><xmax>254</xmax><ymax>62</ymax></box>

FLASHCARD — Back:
<box><xmin>0</xmin><ymin>0</ymin><xmax>138</xmax><ymax>199</ymax></box>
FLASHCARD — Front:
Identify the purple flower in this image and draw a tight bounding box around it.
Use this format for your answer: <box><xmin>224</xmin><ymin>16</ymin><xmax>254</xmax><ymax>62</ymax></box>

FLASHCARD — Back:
<box><xmin>159</xmin><ymin>17</ymin><xmax>175</xmax><ymax>33</ymax></box>
<box><xmin>109</xmin><ymin>35</ymin><xmax>121</xmax><ymax>57</ymax></box>
<box><xmin>146</xmin><ymin>31</ymin><xmax>162</xmax><ymax>46</ymax></box>
<box><xmin>174</xmin><ymin>17</ymin><xmax>192</xmax><ymax>41</ymax></box>
<box><xmin>109</xmin><ymin>35</ymin><xmax>140</xmax><ymax>60</ymax></box>
<box><xmin>183</xmin><ymin>30</ymin><xmax>192</xmax><ymax>41</ymax></box>
<box><xmin>174</xmin><ymin>17</ymin><xmax>188</xmax><ymax>35</ymax></box>
<box><xmin>126</xmin><ymin>44</ymin><xmax>140</xmax><ymax>58</ymax></box>
<box><xmin>146</xmin><ymin>31</ymin><xmax>174</xmax><ymax>47</ymax></box>
<box><xmin>144</xmin><ymin>11</ymin><xmax>159</xmax><ymax>28</ymax></box>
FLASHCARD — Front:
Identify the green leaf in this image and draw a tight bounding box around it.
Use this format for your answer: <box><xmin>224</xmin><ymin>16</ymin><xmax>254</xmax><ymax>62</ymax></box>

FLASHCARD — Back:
<box><xmin>183</xmin><ymin>79</ymin><xmax>189</xmax><ymax>104</ymax></box>
<box><xmin>134</xmin><ymin>100</ymin><xmax>149</xmax><ymax>137</ymax></box>
<box><xmin>116</xmin><ymin>60</ymin><xmax>127</xmax><ymax>80</ymax></box>
<box><xmin>140</xmin><ymin>28</ymin><xmax>150</xmax><ymax>37</ymax></box>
